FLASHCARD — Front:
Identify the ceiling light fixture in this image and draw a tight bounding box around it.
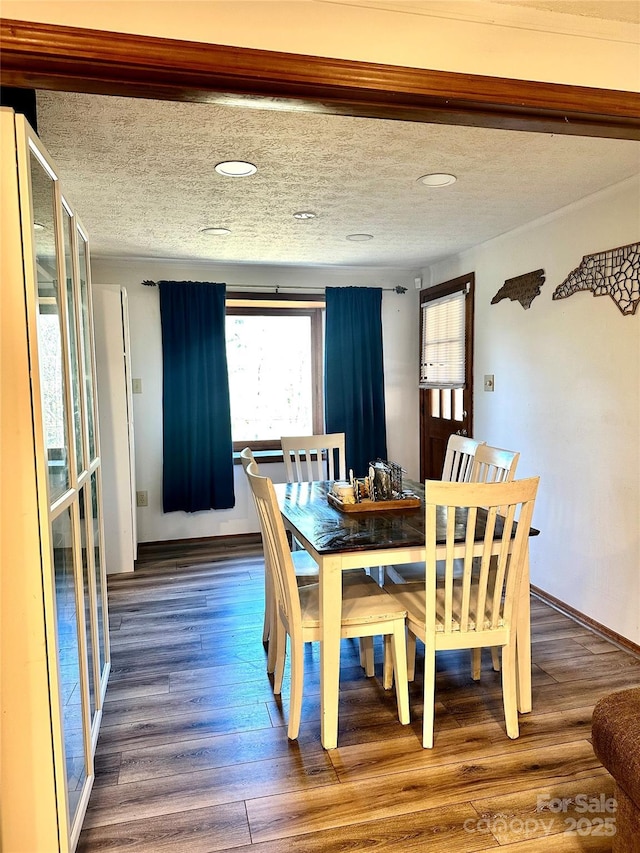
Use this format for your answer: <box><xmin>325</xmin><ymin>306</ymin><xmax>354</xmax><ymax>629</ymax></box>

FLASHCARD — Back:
<box><xmin>214</xmin><ymin>160</ymin><xmax>257</xmax><ymax>177</ymax></box>
<box><xmin>293</xmin><ymin>211</ymin><xmax>317</xmax><ymax>220</ymax></box>
<box><xmin>346</xmin><ymin>233</ymin><xmax>373</xmax><ymax>242</ymax></box>
<box><xmin>418</xmin><ymin>173</ymin><xmax>457</xmax><ymax>187</ymax></box>
<box><xmin>199</xmin><ymin>227</ymin><xmax>231</xmax><ymax>235</ymax></box>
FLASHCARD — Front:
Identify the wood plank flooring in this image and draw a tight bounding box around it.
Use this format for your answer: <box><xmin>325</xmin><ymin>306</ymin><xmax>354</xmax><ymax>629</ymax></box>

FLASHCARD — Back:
<box><xmin>78</xmin><ymin>543</ymin><xmax>640</xmax><ymax>852</ymax></box>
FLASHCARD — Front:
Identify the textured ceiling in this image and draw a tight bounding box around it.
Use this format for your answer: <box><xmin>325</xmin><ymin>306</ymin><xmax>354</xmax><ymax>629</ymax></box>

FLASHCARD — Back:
<box><xmin>35</xmin><ymin>91</ymin><xmax>640</xmax><ymax>269</ymax></box>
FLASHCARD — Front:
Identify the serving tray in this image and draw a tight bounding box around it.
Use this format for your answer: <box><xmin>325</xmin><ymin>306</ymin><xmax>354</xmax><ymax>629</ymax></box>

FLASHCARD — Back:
<box><xmin>327</xmin><ymin>492</ymin><xmax>421</xmax><ymax>513</ymax></box>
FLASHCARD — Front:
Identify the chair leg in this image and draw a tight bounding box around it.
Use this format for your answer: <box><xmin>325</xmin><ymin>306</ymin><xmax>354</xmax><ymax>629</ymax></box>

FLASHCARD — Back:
<box><xmin>471</xmin><ymin>648</ymin><xmax>482</xmax><ymax>680</ymax></box>
<box><xmin>364</xmin><ymin>566</ymin><xmax>385</xmax><ymax>585</ymax></box>
<box><xmin>407</xmin><ymin>630</ymin><xmax>417</xmax><ymax>682</ymax></box>
<box><xmin>501</xmin><ymin>641</ymin><xmax>519</xmax><ymax>740</ymax></box>
<box><xmin>262</xmin><ymin>564</ymin><xmax>273</xmax><ymax>644</ymax></box>
<box><xmin>382</xmin><ymin>634</ymin><xmax>393</xmax><ymax>690</ymax></box>
<box><xmin>422</xmin><ymin>647</ymin><xmax>436</xmax><ymax>748</ymax></box>
<box><xmin>273</xmin><ymin>617</ymin><xmax>287</xmax><ymax>695</ymax></box>
<box><xmin>360</xmin><ymin>636</ymin><xmax>375</xmax><ymax>677</ymax></box>
<box><xmin>287</xmin><ymin>630</ymin><xmax>305</xmax><ymax>741</ymax></box>
<box><xmin>266</xmin><ymin>590</ymin><xmax>279</xmax><ymax>674</ymax></box>
<box><xmin>390</xmin><ymin>624</ymin><xmax>410</xmax><ymax>725</ymax></box>
<box><xmin>491</xmin><ymin>646</ymin><xmax>501</xmax><ymax>672</ymax></box>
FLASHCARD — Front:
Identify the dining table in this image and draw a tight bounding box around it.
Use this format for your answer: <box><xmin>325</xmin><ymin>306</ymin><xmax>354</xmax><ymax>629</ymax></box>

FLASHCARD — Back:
<box><xmin>274</xmin><ymin>477</ymin><xmax>539</xmax><ymax>750</ymax></box>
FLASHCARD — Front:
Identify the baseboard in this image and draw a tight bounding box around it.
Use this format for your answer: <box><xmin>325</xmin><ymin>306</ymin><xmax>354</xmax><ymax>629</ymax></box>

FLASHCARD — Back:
<box><xmin>531</xmin><ymin>584</ymin><xmax>640</xmax><ymax>659</ymax></box>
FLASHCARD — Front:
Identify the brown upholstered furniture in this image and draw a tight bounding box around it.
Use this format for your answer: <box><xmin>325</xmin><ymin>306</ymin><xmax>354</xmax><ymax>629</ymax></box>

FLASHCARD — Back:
<box><xmin>592</xmin><ymin>687</ymin><xmax>640</xmax><ymax>852</ymax></box>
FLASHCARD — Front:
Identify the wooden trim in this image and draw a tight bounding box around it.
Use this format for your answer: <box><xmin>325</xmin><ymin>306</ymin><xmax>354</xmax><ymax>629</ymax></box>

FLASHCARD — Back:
<box><xmin>531</xmin><ymin>584</ymin><xmax>640</xmax><ymax>659</ymax></box>
<box><xmin>419</xmin><ymin>274</ymin><xmax>472</xmax><ymax>305</ymax></box>
<box><xmin>227</xmin><ymin>291</ymin><xmax>326</xmax><ymax>304</ymax></box>
<box><xmin>1</xmin><ymin>18</ymin><xmax>639</xmax><ymax>139</ymax></box>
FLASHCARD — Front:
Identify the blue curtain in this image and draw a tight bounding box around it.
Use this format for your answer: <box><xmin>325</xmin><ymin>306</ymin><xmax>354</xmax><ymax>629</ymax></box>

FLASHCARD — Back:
<box><xmin>324</xmin><ymin>287</ymin><xmax>388</xmax><ymax>476</ymax></box>
<box><xmin>159</xmin><ymin>281</ymin><xmax>235</xmax><ymax>512</ymax></box>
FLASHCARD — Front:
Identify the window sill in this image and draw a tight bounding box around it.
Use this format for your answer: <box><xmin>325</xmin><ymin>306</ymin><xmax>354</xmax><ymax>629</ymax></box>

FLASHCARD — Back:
<box><xmin>233</xmin><ymin>449</ymin><xmax>284</xmax><ymax>466</ymax></box>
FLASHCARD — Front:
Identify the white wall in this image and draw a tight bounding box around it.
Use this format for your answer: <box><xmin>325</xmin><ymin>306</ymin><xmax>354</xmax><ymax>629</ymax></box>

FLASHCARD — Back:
<box><xmin>90</xmin><ymin>259</ymin><xmax>419</xmax><ymax>544</ymax></box>
<box><xmin>423</xmin><ymin>176</ymin><xmax>640</xmax><ymax>645</ymax></box>
<box><xmin>93</xmin><ymin>284</ymin><xmax>137</xmax><ymax>574</ymax></box>
<box><xmin>3</xmin><ymin>0</ymin><xmax>638</xmax><ymax>91</ymax></box>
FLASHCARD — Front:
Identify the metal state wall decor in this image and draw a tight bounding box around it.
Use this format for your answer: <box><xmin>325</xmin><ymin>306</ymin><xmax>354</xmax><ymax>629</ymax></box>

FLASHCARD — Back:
<box><xmin>552</xmin><ymin>242</ymin><xmax>640</xmax><ymax>316</ymax></box>
<box><xmin>491</xmin><ymin>269</ymin><xmax>545</xmax><ymax>310</ymax></box>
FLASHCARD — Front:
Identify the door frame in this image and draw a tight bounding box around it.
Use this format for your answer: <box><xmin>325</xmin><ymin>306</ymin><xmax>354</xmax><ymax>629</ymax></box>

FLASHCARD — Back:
<box><xmin>419</xmin><ymin>273</ymin><xmax>475</xmax><ymax>480</ymax></box>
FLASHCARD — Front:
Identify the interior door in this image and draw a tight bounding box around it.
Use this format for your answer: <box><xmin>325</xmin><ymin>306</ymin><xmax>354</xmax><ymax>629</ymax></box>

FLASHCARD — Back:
<box><xmin>419</xmin><ymin>272</ymin><xmax>475</xmax><ymax>480</ymax></box>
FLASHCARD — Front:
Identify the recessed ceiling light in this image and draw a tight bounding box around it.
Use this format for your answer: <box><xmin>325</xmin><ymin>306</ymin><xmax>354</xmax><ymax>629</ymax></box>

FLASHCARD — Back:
<box><xmin>346</xmin><ymin>233</ymin><xmax>374</xmax><ymax>242</ymax></box>
<box><xmin>214</xmin><ymin>160</ymin><xmax>257</xmax><ymax>177</ymax></box>
<box><xmin>199</xmin><ymin>227</ymin><xmax>231</xmax><ymax>236</ymax></box>
<box><xmin>293</xmin><ymin>211</ymin><xmax>317</xmax><ymax>220</ymax></box>
<box><xmin>418</xmin><ymin>173</ymin><xmax>457</xmax><ymax>187</ymax></box>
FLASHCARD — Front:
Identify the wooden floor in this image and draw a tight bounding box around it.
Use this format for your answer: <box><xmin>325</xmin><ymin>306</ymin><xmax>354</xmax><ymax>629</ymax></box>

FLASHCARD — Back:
<box><xmin>78</xmin><ymin>542</ymin><xmax>640</xmax><ymax>853</ymax></box>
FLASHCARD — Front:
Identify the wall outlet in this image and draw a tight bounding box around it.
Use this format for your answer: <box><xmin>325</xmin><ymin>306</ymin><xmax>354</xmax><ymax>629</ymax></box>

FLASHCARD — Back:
<box><xmin>136</xmin><ymin>490</ymin><xmax>148</xmax><ymax>507</ymax></box>
<box><xmin>484</xmin><ymin>374</ymin><xmax>495</xmax><ymax>392</ymax></box>
<box><xmin>132</xmin><ymin>378</ymin><xmax>143</xmax><ymax>394</ymax></box>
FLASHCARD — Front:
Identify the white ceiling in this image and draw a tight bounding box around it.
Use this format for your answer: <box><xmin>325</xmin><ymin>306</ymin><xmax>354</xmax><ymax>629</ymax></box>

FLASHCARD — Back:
<box><xmin>493</xmin><ymin>0</ymin><xmax>640</xmax><ymax>23</ymax></box>
<box><xmin>35</xmin><ymin>1</ymin><xmax>640</xmax><ymax>272</ymax></box>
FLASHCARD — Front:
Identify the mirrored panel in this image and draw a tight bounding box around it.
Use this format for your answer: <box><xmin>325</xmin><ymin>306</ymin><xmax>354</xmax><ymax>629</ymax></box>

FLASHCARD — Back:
<box><xmin>51</xmin><ymin>506</ymin><xmax>87</xmax><ymax>826</ymax></box>
<box><xmin>78</xmin><ymin>232</ymin><xmax>96</xmax><ymax>462</ymax></box>
<box><xmin>91</xmin><ymin>471</ymin><xmax>106</xmax><ymax>678</ymax></box>
<box><xmin>62</xmin><ymin>204</ymin><xmax>85</xmax><ymax>477</ymax></box>
<box><xmin>79</xmin><ymin>487</ymin><xmax>96</xmax><ymax>725</ymax></box>
<box><xmin>31</xmin><ymin>150</ymin><xmax>70</xmax><ymax>501</ymax></box>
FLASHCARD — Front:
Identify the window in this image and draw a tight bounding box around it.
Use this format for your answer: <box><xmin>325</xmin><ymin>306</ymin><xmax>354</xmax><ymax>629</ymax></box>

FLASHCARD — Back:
<box><xmin>419</xmin><ymin>289</ymin><xmax>466</xmax><ymax>389</ymax></box>
<box><xmin>225</xmin><ymin>295</ymin><xmax>324</xmax><ymax>451</ymax></box>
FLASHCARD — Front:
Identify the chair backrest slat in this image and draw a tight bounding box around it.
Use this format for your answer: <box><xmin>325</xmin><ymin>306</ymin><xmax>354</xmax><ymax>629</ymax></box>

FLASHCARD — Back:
<box><xmin>281</xmin><ymin>433</ymin><xmax>346</xmax><ymax>483</ymax></box>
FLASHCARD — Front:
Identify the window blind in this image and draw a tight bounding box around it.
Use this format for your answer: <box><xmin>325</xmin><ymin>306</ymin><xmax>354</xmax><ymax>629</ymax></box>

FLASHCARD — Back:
<box><xmin>420</xmin><ymin>290</ymin><xmax>466</xmax><ymax>388</ymax></box>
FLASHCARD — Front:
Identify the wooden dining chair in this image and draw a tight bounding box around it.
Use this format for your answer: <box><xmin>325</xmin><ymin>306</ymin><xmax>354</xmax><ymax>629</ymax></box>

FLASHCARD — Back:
<box><xmin>279</xmin><ymin>432</ymin><xmax>379</xmax><ymax>673</ymax></box>
<box><xmin>240</xmin><ymin>447</ymin><xmax>318</xmax><ymax>674</ymax></box>
<box><xmin>281</xmin><ymin>433</ymin><xmax>346</xmax><ymax>483</ymax></box>
<box><xmin>245</xmin><ymin>461</ymin><xmax>410</xmax><ymax>741</ymax></box>
<box><xmin>470</xmin><ymin>443</ymin><xmax>519</xmax><ymax>484</ymax></box>
<box><xmin>385</xmin><ymin>434</ymin><xmax>486</xmax><ymax>586</ymax></box>
<box><xmin>387</xmin><ymin>477</ymin><xmax>539</xmax><ymax>748</ymax></box>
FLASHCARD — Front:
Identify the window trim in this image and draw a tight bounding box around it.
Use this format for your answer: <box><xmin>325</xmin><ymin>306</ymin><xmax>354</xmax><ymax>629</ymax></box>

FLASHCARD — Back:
<box><xmin>226</xmin><ymin>296</ymin><xmax>325</xmax><ymax>452</ymax></box>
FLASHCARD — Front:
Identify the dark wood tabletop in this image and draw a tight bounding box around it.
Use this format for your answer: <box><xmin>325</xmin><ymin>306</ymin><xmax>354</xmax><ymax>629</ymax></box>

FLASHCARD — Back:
<box><xmin>274</xmin><ymin>479</ymin><xmax>538</xmax><ymax>557</ymax></box>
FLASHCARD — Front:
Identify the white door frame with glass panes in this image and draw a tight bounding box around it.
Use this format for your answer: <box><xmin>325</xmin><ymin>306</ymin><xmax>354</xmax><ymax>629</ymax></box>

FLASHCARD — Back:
<box><xmin>1</xmin><ymin>108</ymin><xmax>109</xmax><ymax>853</ymax></box>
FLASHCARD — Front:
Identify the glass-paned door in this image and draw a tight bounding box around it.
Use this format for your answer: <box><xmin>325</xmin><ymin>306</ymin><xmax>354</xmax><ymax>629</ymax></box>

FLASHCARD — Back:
<box><xmin>419</xmin><ymin>273</ymin><xmax>475</xmax><ymax>480</ymax></box>
<box><xmin>22</xmin><ymin>126</ymin><xmax>103</xmax><ymax>850</ymax></box>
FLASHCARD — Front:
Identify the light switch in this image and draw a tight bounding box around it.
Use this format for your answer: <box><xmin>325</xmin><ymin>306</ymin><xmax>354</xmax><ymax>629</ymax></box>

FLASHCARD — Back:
<box><xmin>484</xmin><ymin>374</ymin><xmax>495</xmax><ymax>392</ymax></box>
<box><xmin>132</xmin><ymin>378</ymin><xmax>143</xmax><ymax>394</ymax></box>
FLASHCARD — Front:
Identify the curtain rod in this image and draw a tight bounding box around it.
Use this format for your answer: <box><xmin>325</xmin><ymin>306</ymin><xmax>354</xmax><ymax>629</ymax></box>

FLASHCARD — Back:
<box><xmin>141</xmin><ymin>280</ymin><xmax>407</xmax><ymax>294</ymax></box>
